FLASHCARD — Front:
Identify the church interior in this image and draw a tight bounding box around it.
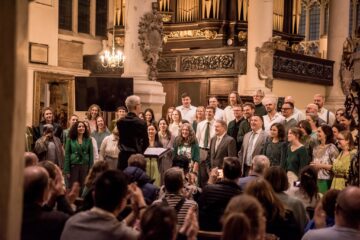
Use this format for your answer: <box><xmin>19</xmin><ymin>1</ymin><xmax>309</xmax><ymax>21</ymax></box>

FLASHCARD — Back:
<box><xmin>1</xmin><ymin>0</ymin><xmax>360</xmax><ymax>239</ymax></box>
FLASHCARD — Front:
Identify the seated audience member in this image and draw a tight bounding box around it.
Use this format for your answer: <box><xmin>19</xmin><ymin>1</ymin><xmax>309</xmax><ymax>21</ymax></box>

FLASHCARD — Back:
<box><xmin>222</xmin><ymin>195</ymin><xmax>266</xmax><ymax>240</ymax></box>
<box><xmin>140</xmin><ymin>204</ymin><xmax>198</xmax><ymax>240</ymax></box>
<box><xmin>199</xmin><ymin>157</ymin><xmax>242</xmax><ymax>231</ymax></box>
<box><xmin>302</xmin><ymin>187</ymin><xmax>360</xmax><ymax>240</ymax></box>
<box><xmin>304</xmin><ymin>189</ymin><xmax>340</xmax><ymax>233</ymax></box>
<box><xmin>79</xmin><ymin>161</ymin><xmax>110</xmax><ymax>211</ymax></box>
<box><xmin>264</xmin><ymin>166</ymin><xmax>308</xmax><ymax>235</ymax></box>
<box><xmin>24</xmin><ymin>152</ymin><xmax>39</xmax><ymax>167</ymax></box>
<box><xmin>22</xmin><ymin>166</ymin><xmax>69</xmax><ymax>240</ymax></box>
<box><xmin>61</xmin><ymin>170</ymin><xmax>145</xmax><ymax>240</ymax></box>
<box><xmin>33</xmin><ymin>124</ymin><xmax>64</xmax><ymax>169</ymax></box>
<box><xmin>245</xmin><ymin>178</ymin><xmax>302</xmax><ymax>240</ymax></box>
<box><xmin>153</xmin><ymin>167</ymin><xmax>198</xmax><ymax>227</ymax></box>
<box><xmin>238</xmin><ymin>155</ymin><xmax>270</xmax><ymax>190</ymax></box>
<box><xmin>288</xmin><ymin>166</ymin><xmax>322</xmax><ymax>210</ymax></box>
<box><xmin>38</xmin><ymin>161</ymin><xmax>78</xmax><ymax>215</ymax></box>
<box><xmin>123</xmin><ymin>154</ymin><xmax>159</xmax><ymax>204</ymax></box>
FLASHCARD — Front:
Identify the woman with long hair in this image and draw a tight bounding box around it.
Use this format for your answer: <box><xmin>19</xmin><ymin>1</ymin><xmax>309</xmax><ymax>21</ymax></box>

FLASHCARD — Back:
<box><xmin>166</xmin><ymin>106</ymin><xmax>175</xmax><ymax>124</ymax></box>
<box><xmin>91</xmin><ymin>116</ymin><xmax>110</xmax><ymax>151</ymax></box>
<box><xmin>331</xmin><ymin>130</ymin><xmax>357</xmax><ymax>190</ymax></box>
<box><xmin>332</xmin><ymin>123</ymin><xmax>346</xmax><ymax>151</ymax></box>
<box><xmin>173</xmin><ymin>123</ymin><xmax>200</xmax><ymax>180</ymax></box>
<box><xmin>282</xmin><ymin>127</ymin><xmax>311</xmax><ymax>185</ymax></box>
<box><xmin>335</xmin><ymin>108</ymin><xmax>345</xmax><ymax>124</ymax></box>
<box><xmin>147</xmin><ymin>123</ymin><xmax>163</xmax><ymax>186</ymax></box>
<box><xmin>262</xmin><ymin>123</ymin><xmax>287</xmax><ymax>167</ymax></box>
<box><xmin>245</xmin><ymin>178</ymin><xmax>302</xmax><ymax>240</ymax></box>
<box><xmin>158</xmin><ymin>118</ymin><xmax>175</xmax><ymax>177</ymax></box>
<box><xmin>169</xmin><ymin>109</ymin><xmax>182</xmax><ymax>137</ymax></box>
<box><xmin>222</xmin><ymin>195</ymin><xmax>266</xmax><ymax>240</ymax></box>
<box><xmin>339</xmin><ymin>113</ymin><xmax>358</xmax><ymax>145</ymax></box>
<box><xmin>144</xmin><ymin>108</ymin><xmax>156</xmax><ymax>126</ymax></box>
<box><xmin>288</xmin><ymin>165</ymin><xmax>321</xmax><ymax>209</ymax></box>
<box><xmin>310</xmin><ymin>125</ymin><xmax>339</xmax><ymax>193</ymax></box>
<box><xmin>86</xmin><ymin>104</ymin><xmax>102</xmax><ymax>133</ymax></box>
<box><xmin>298</xmin><ymin>120</ymin><xmax>317</xmax><ymax>160</ymax></box>
<box><xmin>192</xmin><ymin>106</ymin><xmax>205</xmax><ymax>132</ymax></box>
<box><xmin>64</xmin><ymin>121</ymin><xmax>94</xmax><ymax>189</ymax></box>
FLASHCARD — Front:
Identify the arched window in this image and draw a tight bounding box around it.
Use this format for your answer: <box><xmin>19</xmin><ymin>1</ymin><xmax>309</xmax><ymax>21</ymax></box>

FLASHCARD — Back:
<box><xmin>309</xmin><ymin>4</ymin><xmax>320</xmax><ymax>40</ymax></box>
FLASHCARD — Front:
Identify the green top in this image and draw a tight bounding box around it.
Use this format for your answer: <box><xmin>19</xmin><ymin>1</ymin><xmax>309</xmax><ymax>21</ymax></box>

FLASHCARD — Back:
<box><xmin>64</xmin><ymin>138</ymin><xmax>94</xmax><ymax>174</ymax></box>
<box><xmin>283</xmin><ymin>145</ymin><xmax>310</xmax><ymax>176</ymax></box>
<box><xmin>173</xmin><ymin>142</ymin><xmax>200</xmax><ymax>163</ymax></box>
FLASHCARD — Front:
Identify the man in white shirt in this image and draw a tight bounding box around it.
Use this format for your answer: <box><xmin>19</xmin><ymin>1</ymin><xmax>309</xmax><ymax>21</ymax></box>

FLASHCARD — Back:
<box><xmin>313</xmin><ymin>94</ymin><xmax>335</xmax><ymax>125</ymax></box>
<box><xmin>284</xmin><ymin>96</ymin><xmax>306</xmax><ymax>122</ymax></box>
<box><xmin>176</xmin><ymin>92</ymin><xmax>197</xmax><ymax>124</ymax></box>
<box><xmin>263</xmin><ymin>98</ymin><xmax>285</xmax><ymax>132</ymax></box>
<box><xmin>196</xmin><ymin>106</ymin><xmax>216</xmax><ymax>187</ymax></box>
<box><xmin>223</xmin><ymin>91</ymin><xmax>242</xmax><ymax>124</ymax></box>
<box><xmin>208</xmin><ymin>96</ymin><xmax>224</xmax><ymax>121</ymax></box>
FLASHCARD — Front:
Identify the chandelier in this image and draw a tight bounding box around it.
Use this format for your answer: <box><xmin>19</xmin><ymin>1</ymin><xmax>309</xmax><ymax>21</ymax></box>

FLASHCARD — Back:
<box><xmin>99</xmin><ymin>26</ymin><xmax>125</xmax><ymax>68</ymax></box>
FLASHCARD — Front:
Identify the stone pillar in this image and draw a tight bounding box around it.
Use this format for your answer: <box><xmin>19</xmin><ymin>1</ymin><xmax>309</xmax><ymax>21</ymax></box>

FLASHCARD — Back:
<box><xmin>319</xmin><ymin>0</ymin><xmax>329</xmax><ymax>59</ymax></box>
<box><xmin>325</xmin><ymin>0</ymin><xmax>350</xmax><ymax>111</ymax></box>
<box><xmin>239</xmin><ymin>0</ymin><xmax>273</xmax><ymax>95</ymax></box>
<box><xmin>0</xmin><ymin>0</ymin><xmax>28</xmax><ymax>239</ymax></box>
<box><xmin>123</xmin><ymin>0</ymin><xmax>166</xmax><ymax>119</ymax></box>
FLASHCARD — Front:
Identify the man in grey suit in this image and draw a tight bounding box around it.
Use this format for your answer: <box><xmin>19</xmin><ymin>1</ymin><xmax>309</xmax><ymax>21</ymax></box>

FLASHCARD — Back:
<box><xmin>238</xmin><ymin>115</ymin><xmax>268</xmax><ymax>176</ymax></box>
<box><xmin>209</xmin><ymin>120</ymin><xmax>237</xmax><ymax>169</ymax></box>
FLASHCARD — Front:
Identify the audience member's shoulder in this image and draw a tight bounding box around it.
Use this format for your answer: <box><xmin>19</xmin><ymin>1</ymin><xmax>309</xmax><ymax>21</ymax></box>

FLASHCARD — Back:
<box><xmin>302</xmin><ymin>227</ymin><xmax>333</xmax><ymax>240</ymax></box>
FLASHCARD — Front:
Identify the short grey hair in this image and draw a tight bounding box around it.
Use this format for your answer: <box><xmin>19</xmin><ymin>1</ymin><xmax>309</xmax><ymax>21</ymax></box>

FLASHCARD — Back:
<box><xmin>216</xmin><ymin>119</ymin><xmax>227</xmax><ymax>130</ymax></box>
<box><xmin>125</xmin><ymin>95</ymin><xmax>140</xmax><ymax>111</ymax></box>
<box><xmin>252</xmin><ymin>155</ymin><xmax>270</xmax><ymax>175</ymax></box>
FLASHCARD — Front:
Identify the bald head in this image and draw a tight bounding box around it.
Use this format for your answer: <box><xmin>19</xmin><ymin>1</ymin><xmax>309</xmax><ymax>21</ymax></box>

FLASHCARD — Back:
<box><xmin>284</xmin><ymin>96</ymin><xmax>295</xmax><ymax>104</ymax></box>
<box><xmin>23</xmin><ymin>166</ymin><xmax>49</xmax><ymax>204</ymax></box>
<box><xmin>336</xmin><ymin>186</ymin><xmax>360</xmax><ymax>229</ymax></box>
<box><xmin>306</xmin><ymin>103</ymin><xmax>319</xmax><ymax>115</ymax></box>
<box><xmin>24</xmin><ymin>152</ymin><xmax>39</xmax><ymax>167</ymax></box>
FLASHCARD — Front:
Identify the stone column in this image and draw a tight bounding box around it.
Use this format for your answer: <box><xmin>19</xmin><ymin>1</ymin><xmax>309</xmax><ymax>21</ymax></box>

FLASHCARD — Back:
<box><xmin>239</xmin><ymin>0</ymin><xmax>273</xmax><ymax>95</ymax></box>
<box><xmin>0</xmin><ymin>0</ymin><xmax>28</xmax><ymax>239</ymax></box>
<box><xmin>319</xmin><ymin>0</ymin><xmax>329</xmax><ymax>59</ymax></box>
<box><xmin>123</xmin><ymin>0</ymin><xmax>166</xmax><ymax>119</ymax></box>
<box><xmin>325</xmin><ymin>0</ymin><xmax>350</xmax><ymax>111</ymax></box>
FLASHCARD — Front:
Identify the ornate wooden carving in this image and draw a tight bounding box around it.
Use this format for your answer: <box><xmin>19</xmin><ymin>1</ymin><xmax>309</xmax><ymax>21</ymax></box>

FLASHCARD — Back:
<box><xmin>157</xmin><ymin>57</ymin><xmax>177</xmax><ymax>72</ymax></box>
<box><xmin>273</xmin><ymin>50</ymin><xmax>334</xmax><ymax>85</ymax></box>
<box><xmin>181</xmin><ymin>54</ymin><xmax>234</xmax><ymax>72</ymax></box>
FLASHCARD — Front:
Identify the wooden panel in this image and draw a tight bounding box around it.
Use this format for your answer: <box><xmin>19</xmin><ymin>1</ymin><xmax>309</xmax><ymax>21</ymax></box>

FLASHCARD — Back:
<box><xmin>209</xmin><ymin>78</ymin><xmax>234</xmax><ymax>95</ymax></box>
<box><xmin>161</xmin><ymin>81</ymin><xmax>178</xmax><ymax>117</ymax></box>
<box><xmin>178</xmin><ymin>81</ymin><xmax>201</xmax><ymax>106</ymax></box>
<box><xmin>58</xmin><ymin>39</ymin><xmax>83</xmax><ymax>69</ymax></box>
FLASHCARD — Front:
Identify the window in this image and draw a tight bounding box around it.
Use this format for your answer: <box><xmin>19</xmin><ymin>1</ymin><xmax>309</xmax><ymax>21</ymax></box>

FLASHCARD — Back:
<box><xmin>309</xmin><ymin>5</ymin><xmax>320</xmax><ymax>40</ymax></box>
<box><xmin>78</xmin><ymin>0</ymin><xmax>90</xmax><ymax>34</ymax></box>
<box><xmin>59</xmin><ymin>0</ymin><xmax>72</xmax><ymax>30</ymax></box>
<box><xmin>298</xmin><ymin>5</ymin><xmax>306</xmax><ymax>36</ymax></box>
<box><xmin>96</xmin><ymin>0</ymin><xmax>108</xmax><ymax>36</ymax></box>
<box><xmin>323</xmin><ymin>4</ymin><xmax>329</xmax><ymax>35</ymax></box>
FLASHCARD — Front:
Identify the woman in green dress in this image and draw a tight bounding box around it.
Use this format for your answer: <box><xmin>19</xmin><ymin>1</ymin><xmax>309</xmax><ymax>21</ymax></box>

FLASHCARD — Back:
<box><xmin>282</xmin><ymin>127</ymin><xmax>311</xmax><ymax>186</ymax></box>
<box><xmin>146</xmin><ymin>123</ymin><xmax>163</xmax><ymax>187</ymax></box>
<box><xmin>331</xmin><ymin>130</ymin><xmax>357</xmax><ymax>190</ymax></box>
<box><xmin>310</xmin><ymin>125</ymin><xmax>339</xmax><ymax>193</ymax></box>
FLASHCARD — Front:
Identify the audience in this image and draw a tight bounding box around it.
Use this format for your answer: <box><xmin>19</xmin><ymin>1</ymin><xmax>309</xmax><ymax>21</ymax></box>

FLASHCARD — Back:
<box><xmin>238</xmin><ymin>155</ymin><xmax>270</xmax><ymax>190</ymax></box>
<box><xmin>24</xmin><ymin>151</ymin><xmax>39</xmax><ymax>167</ymax></box>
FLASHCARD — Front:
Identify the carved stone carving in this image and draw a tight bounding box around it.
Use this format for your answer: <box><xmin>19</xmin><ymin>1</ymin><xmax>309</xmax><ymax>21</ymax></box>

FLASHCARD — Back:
<box><xmin>291</xmin><ymin>40</ymin><xmax>320</xmax><ymax>57</ymax></box>
<box><xmin>138</xmin><ymin>6</ymin><xmax>164</xmax><ymax>81</ymax></box>
<box><xmin>340</xmin><ymin>37</ymin><xmax>360</xmax><ymax>95</ymax></box>
<box><xmin>166</xmin><ymin>29</ymin><xmax>218</xmax><ymax>40</ymax></box>
<box><xmin>180</xmin><ymin>54</ymin><xmax>234</xmax><ymax>72</ymax></box>
<box><xmin>255</xmin><ymin>39</ymin><xmax>276</xmax><ymax>89</ymax></box>
<box><xmin>157</xmin><ymin>57</ymin><xmax>177</xmax><ymax>72</ymax></box>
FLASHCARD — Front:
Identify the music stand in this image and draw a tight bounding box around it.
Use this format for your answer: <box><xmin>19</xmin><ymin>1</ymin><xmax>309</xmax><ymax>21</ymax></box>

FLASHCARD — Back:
<box><xmin>144</xmin><ymin>147</ymin><xmax>173</xmax><ymax>185</ymax></box>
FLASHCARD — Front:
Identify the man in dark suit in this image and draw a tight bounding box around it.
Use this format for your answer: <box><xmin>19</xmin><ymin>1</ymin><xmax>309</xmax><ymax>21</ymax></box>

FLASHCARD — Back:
<box><xmin>209</xmin><ymin>120</ymin><xmax>237</xmax><ymax>168</ymax></box>
<box><xmin>21</xmin><ymin>166</ymin><xmax>69</xmax><ymax>240</ymax></box>
<box><xmin>238</xmin><ymin>115</ymin><xmax>268</xmax><ymax>176</ymax></box>
<box><xmin>227</xmin><ymin>104</ymin><xmax>245</xmax><ymax>152</ymax></box>
<box><xmin>117</xmin><ymin>95</ymin><xmax>149</xmax><ymax>170</ymax></box>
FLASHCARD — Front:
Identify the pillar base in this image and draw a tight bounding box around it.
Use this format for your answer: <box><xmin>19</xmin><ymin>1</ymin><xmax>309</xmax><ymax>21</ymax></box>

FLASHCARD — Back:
<box><xmin>127</xmin><ymin>74</ymin><xmax>166</xmax><ymax>119</ymax></box>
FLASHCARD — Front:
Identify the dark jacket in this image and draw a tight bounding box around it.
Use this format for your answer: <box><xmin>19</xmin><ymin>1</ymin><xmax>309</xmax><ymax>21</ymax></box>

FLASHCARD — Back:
<box><xmin>22</xmin><ymin>203</ymin><xmax>69</xmax><ymax>240</ymax></box>
<box><xmin>198</xmin><ymin>180</ymin><xmax>242</xmax><ymax>231</ymax></box>
<box><xmin>123</xmin><ymin>166</ymin><xmax>159</xmax><ymax>204</ymax></box>
<box><xmin>34</xmin><ymin>135</ymin><xmax>65</xmax><ymax>169</ymax></box>
<box><xmin>33</xmin><ymin>122</ymin><xmax>63</xmax><ymax>143</ymax></box>
<box><xmin>255</xmin><ymin>103</ymin><xmax>267</xmax><ymax>116</ymax></box>
<box><xmin>227</xmin><ymin>117</ymin><xmax>245</xmax><ymax>152</ymax></box>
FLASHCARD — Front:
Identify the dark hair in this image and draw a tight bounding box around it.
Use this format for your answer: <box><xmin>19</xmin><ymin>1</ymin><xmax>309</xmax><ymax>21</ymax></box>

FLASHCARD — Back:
<box><xmin>270</xmin><ymin>123</ymin><xmax>286</xmax><ymax>141</ymax></box>
<box><xmin>128</xmin><ymin>154</ymin><xmax>147</xmax><ymax>171</ymax></box>
<box><xmin>116</xmin><ymin>106</ymin><xmax>127</xmax><ymax>112</ymax></box>
<box><xmin>223</xmin><ymin>157</ymin><xmax>241</xmax><ymax>180</ymax></box>
<box><xmin>95</xmin><ymin>116</ymin><xmax>106</xmax><ymax>132</ymax></box>
<box><xmin>243</xmin><ymin>102</ymin><xmax>255</xmax><ymax>110</ymax></box>
<box><xmin>68</xmin><ymin>121</ymin><xmax>90</xmax><ymax>140</ymax></box>
<box><xmin>322</xmin><ymin>189</ymin><xmax>340</xmax><ymax>218</ymax></box>
<box><xmin>340</xmin><ymin>113</ymin><xmax>357</xmax><ymax>131</ymax></box>
<box><xmin>332</xmin><ymin>123</ymin><xmax>346</xmax><ymax>132</ymax></box>
<box><xmin>164</xmin><ymin>168</ymin><xmax>183</xmax><ymax>193</ymax></box>
<box><xmin>320</xmin><ymin>125</ymin><xmax>335</xmax><ymax>144</ymax></box>
<box><xmin>228</xmin><ymin>91</ymin><xmax>242</xmax><ymax>105</ymax></box>
<box><xmin>148</xmin><ymin>123</ymin><xmax>161</xmax><ymax>146</ymax></box>
<box><xmin>222</xmin><ymin>213</ymin><xmax>250</xmax><ymax>240</ymax></box>
<box><xmin>172</xmin><ymin>155</ymin><xmax>190</xmax><ymax>174</ymax></box>
<box><xmin>289</xmin><ymin>127</ymin><xmax>303</xmax><ymax>140</ymax></box>
<box><xmin>205</xmin><ymin>105</ymin><xmax>216</xmax><ymax>114</ymax></box>
<box><xmin>24</xmin><ymin>152</ymin><xmax>38</xmax><ymax>167</ymax></box>
<box><xmin>283</xmin><ymin>102</ymin><xmax>294</xmax><ymax>109</ymax></box>
<box><xmin>245</xmin><ymin>178</ymin><xmax>286</xmax><ymax>221</ymax></box>
<box><xmin>41</xmin><ymin>106</ymin><xmax>54</xmax><ymax>122</ymax></box>
<box><xmin>84</xmin><ymin>161</ymin><xmax>109</xmax><ymax>188</ymax></box>
<box><xmin>140</xmin><ymin>205</ymin><xmax>177</xmax><ymax>240</ymax></box>
<box><xmin>37</xmin><ymin>161</ymin><xmax>57</xmax><ymax>180</ymax></box>
<box><xmin>157</xmin><ymin>118</ymin><xmax>172</xmax><ymax>141</ymax></box>
<box><xmin>23</xmin><ymin>167</ymin><xmax>49</xmax><ymax>204</ymax></box>
<box><xmin>298</xmin><ymin>120</ymin><xmax>312</xmax><ymax>135</ymax></box>
<box><xmin>94</xmin><ymin>170</ymin><xmax>128</xmax><ymax>212</ymax></box>
<box><xmin>144</xmin><ymin>108</ymin><xmax>156</xmax><ymax>124</ymax></box>
<box><xmin>339</xmin><ymin>130</ymin><xmax>355</xmax><ymax>150</ymax></box>
<box><xmin>86</xmin><ymin>104</ymin><xmax>102</xmax><ymax>120</ymax></box>
<box><xmin>264</xmin><ymin>166</ymin><xmax>289</xmax><ymax>193</ymax></box>
<box><xmin>299</xmin><ymin>166</ymin><xmax>319</xmax><ymax>203</ymax></box>
<box><xmin>181</xmin><ymin>92</ymin><xmax>190</xmax><ymax>98</ymax></box>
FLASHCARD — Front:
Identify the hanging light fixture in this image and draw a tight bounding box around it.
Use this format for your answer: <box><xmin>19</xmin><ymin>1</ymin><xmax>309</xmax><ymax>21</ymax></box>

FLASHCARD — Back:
<box><xmin>99</xmin><ymin>26</ymin><xmax>125</xmax><ymax>68</ymax></box>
